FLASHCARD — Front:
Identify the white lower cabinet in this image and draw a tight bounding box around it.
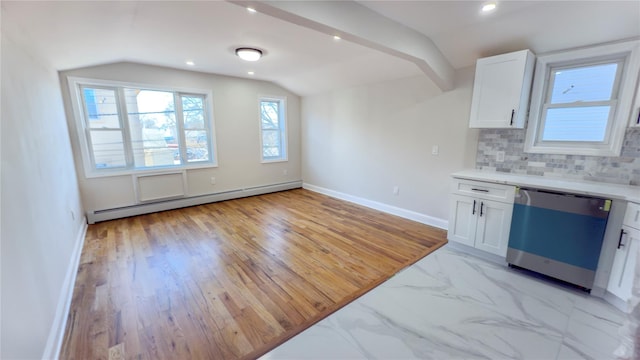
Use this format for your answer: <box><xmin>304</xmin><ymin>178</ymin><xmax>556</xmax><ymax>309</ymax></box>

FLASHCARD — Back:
<box><xmin>448</xmin><ymin>180</ymin><xmax>515</xmax><ymax>257</ymax></box>
<box><xmin>474</xmin><ymin>200</ymin><xmax>514</xmax><ymax>256</ymax></box>
<box><xmin>607</xmin><ymin>202</ymin><xmax>640</xmax><ymax>302</ymax></box>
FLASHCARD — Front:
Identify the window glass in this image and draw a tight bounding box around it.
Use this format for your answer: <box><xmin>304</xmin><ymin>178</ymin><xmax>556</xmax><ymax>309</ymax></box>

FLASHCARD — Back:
<box><xmin>125</xmin><ymin>89</ymin><xmax>177</xmax><ymax>168</ymax></box>
<box><xmin>183</xmin><ymin>96</ymin><xmax>205</xmax><ymax>129</ymax></box>
<box><xmin>542</xmin><ymin>106</ymin><xmax>611</xmax><ymax>142</ymax></box>
<box><xmin>549</xmin><ymin>63</ymin><xmax>618</xmax><ymax>104</ymax></box>
<box><xmin>261</xmin><ymin>100</ymin><xmax>280</xmax><ymax>129</ymax></box>
<box><xmin>89</xmin><ymin>130</ymin><xmax>126</xmax><ymax>168</ymax></box>
<box><xmin>83</xmin><ymin>88</ymin><xmax>99</xmax><ymax>119</ymax></box>
<box><xmin>262</xmin><ymin>130</ymin><xmax>281</xmax><ymax>157</ymax></box>
<box><xmin>182</xmin><ymin>95</ymin><xmax>209</xmax><ymax>163</ymax></box>
<box><xmin>83</xmin><ymin>87</ymin><xmax>120</xmax><ymax>128</ymax></box>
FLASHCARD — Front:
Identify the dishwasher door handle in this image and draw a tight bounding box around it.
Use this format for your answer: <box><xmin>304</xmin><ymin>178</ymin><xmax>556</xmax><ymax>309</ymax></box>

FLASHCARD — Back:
<box><xmin>618</xmin><ymin>229</ymin><xmax>627</xmax><ymax>249</ymax></box>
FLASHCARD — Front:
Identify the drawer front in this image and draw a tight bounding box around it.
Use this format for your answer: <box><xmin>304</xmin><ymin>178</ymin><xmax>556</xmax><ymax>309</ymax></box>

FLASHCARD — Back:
<box><xmin>624</xmin><ymin>202</ymin><xmax>640</xmax><ymax>230</ymax></box>
<box><xmin>451</xmin><ymin>179</ymin><xmax>516</xmax><ymax>203</ymax></box>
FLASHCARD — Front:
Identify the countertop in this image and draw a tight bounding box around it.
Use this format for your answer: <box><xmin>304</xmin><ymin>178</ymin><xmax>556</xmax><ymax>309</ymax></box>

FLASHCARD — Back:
<box><xmin>452</xmin><ymin>170</ymin><xmax>640</xmax><ymax>203</ymax></box>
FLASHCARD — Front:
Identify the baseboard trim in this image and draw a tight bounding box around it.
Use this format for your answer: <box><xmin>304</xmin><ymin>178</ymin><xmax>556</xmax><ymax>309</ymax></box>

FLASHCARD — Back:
<box><xmin>302</xmin><ymin>183</ymin><xmax>448</xmax><ymax>230</ymax></box>
<box><xmin>603</xmin><ymin>290</ymin><xmax>629</xmax><ymax>313</ymax></box>
<box><xmin>445</xmin><ymin>242</ymin><xmax>508</xmax><ymax>266</ymax></box>
<box><xmin>42</xmin><ymin>218</ymin><xmax>88</xmax><ymax>360</ymax></box>
<box><xmin>88</xmin><ymin>181</ymin><xmax>303</xmax><ymax>223</ymax></box>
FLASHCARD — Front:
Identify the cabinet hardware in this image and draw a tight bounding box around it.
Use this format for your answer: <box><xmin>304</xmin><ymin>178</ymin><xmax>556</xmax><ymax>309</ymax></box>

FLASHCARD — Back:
<box><xmin>510</xmin><ymin>109</ymin><xmax>515</xmax><ymax>126</ymax></box>
<box><xmin>618</xmin><ymin>229</ymin><xmax>627</xmax><ymax>249</ymax></box>
<box><xmin>471</xmin><ymin>188</ymin><xmax>489</xmax><ymax>192</ymax></box>
<box><xmin>480</xmin><ymin>202</ymin><xmax>484</xmax><ymax>217</ymax></box>
<box><xmin>472</xmin><ymin>200</ymin><xmax>476</xmax><ymax>215</ymax></box>
<box><xmin>637</xmin><ymin>109</ymin><xmax>640</xmax><ymax>124</ymax></box>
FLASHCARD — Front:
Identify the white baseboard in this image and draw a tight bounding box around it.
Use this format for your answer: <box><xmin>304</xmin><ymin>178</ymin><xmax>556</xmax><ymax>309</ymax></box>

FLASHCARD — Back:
<box><xmin>302</xmin><ymin>183</ymin><xmax>448</xmax><ymax>230</ymax></box>
<box><xmin>88</xmin><ymin>181</ymin><xmax>303</xmax><ymax>224</ymax></box>
<box><xmin>42</xmin><ymin>218</ymin><xmax>88</xmax><ymax>360</ymax></box>
<box><xmin>445</xmin><ymin>242</ymin><xmax>508</xmax><ymax>266</ymax></box>
<box><xmin>603</xmin><ymin>290</ymin><xmax>629</xmax><ymax>313</ymax></box>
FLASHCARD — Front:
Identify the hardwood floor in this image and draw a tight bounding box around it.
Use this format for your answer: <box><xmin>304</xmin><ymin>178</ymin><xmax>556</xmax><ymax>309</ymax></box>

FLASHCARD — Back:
<box><xmin>60</xmin><ymin>189</ymin><xmax>447</xmax><ymax>359</ymax></box>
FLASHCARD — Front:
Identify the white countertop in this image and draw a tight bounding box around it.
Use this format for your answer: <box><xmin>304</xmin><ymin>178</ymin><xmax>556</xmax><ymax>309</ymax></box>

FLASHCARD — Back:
<box><xmin>452</xmin><ymin>170</ymin><xmax>640</xmax><ymax>203</ymax></box>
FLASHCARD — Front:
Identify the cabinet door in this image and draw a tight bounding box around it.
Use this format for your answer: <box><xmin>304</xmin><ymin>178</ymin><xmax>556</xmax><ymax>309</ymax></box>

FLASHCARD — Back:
<box><xmin>624</xmin><ymin>202</ymin><xmax>640</xmax><ymax>229</ymax></box>
<box><xmin>469</xmin><ymin>50</ymin><xmax>534</xmax><ymax>129</ymax></box>
<box><xmin>475</xmin><ymin>199</ymin><xmax>514</xmax><ymax>257</ymax></box>
<box><xmin>448</xmin><ymin>195</ymin><xmax>478</xmax><ymax>247</ymax></box>
<box><xmin>630</xmin><ymin>79</ymin><xmax>640</xmax><ymax>127</ymax></box>
<box><xmin>608</xmin><ymin>227</ymin><xmax>640</xmax><ymax>301</ymax></box>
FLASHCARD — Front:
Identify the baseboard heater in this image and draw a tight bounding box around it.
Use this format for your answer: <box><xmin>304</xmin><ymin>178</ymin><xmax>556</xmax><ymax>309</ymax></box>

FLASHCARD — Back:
<box><xmin>87</xmin><ymin>181</ymin><xmax>302</xmax><ymax>224</ymax></box>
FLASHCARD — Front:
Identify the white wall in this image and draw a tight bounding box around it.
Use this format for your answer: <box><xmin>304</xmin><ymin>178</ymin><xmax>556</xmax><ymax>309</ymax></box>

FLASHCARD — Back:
<box><xmin>59</xmin><ymin>62</ymin><xmax>301</xmax><ymax>214</ymax></box>
<box><xmin>1</xmin><ymin>33</ymin><xmax>85</xmax><ymax>358</ymax></box>
<box><xmin>302</xmin><ymin>69</ymin><xmax>478</xmax><ymax>226</ymax></box>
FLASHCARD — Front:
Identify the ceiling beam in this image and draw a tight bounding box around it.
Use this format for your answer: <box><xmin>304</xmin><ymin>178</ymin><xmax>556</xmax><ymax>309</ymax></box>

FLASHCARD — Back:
<box><xmin>230</xmin><ymin>0</ymin><xmax>455</xmax><ymax>91</ymax></box>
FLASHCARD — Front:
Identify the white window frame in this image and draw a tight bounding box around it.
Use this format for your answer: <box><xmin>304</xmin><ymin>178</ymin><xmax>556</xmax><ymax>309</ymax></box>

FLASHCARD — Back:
<box><xmin>259</xmin><ymin>96</ymin><xmax>288</xmax><ymax>163</ymax></box>
<box><xmin>67</xmin><ymin>76</ymin><xmax>218</xmax><ymax>178</ymax></box>
<box><xmin>524</xmin><ymin>40</ymin><xmax>640</xmax><ymax>156</ymax></box>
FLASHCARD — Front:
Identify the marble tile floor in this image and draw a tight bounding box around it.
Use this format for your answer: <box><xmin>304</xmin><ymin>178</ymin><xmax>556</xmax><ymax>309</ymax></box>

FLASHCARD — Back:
<box><xmin>261</xmin><ymin>246</ymin><xmax>626</xmax><ymax>360</ymax></box>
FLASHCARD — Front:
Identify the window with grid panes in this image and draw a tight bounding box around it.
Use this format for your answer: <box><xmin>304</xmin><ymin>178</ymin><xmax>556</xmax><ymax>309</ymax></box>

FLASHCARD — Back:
<box><xmin>68</xmin><ymin>78</ymin><xmax>216</xmax><ymax>176</ymax></box>
<box><xmin>259</xmin><ymin>97</ymin><xmax>287</xmax><ymax>162</ymax></box>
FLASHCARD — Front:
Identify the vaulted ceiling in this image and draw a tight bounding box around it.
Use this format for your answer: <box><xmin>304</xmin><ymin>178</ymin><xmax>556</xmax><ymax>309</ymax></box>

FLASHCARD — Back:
<box><xmin>2</xmin><ymin>1</ymin><xmax>639</xmax><ymax>96</ymax></box>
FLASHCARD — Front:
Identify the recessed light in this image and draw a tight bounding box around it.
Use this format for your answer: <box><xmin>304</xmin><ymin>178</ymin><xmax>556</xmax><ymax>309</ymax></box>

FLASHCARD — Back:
<box><xmin>185</xmin><ymin>60</ymin><xmax>195</xmax><ymax>66</ymax></box>
<box><xmin>333</xmin><ymin>35</ymin><xmax>341</xmax><ymax>40</ymax></box>
<box><xmin>248</xmin><ymin>71</ymin><xmax>255</xmax><ymax>75</ymax></box>
<box><xmin>481</xmin><ymin>2</ymin><xmax>497</xmax><ymax>12</ymax></box>
<box><xmin>247</xmin><ymin>7</ymin><xmax>257</xmax><ymax>13</ymax></box>
<box><xmin>235</xmin><ymin>48</ymin><xmax>263</xmax><ymax>61</ymax></box>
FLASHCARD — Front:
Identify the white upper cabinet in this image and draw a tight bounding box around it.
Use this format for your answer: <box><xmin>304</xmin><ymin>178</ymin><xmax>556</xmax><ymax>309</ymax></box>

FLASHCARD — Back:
<box><xmin>469</xmin><ymin>49</ymin><xmax>536</xmax><ymax>129</ymax></box>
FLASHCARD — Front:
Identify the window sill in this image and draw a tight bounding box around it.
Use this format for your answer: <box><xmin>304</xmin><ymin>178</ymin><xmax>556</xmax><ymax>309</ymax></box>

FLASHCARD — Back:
<box><xmin>261</xmin><ymin>158</ymin><xmax>288</xmax><ymax>164</ymax></box>
<box><xmin>524</xmin><ymin>143</ymin><xmax>621</xmax><ymax>157</ymax></box>
<box><xmin>83</xmin><ymin>162</ymin><xmax>219</xmax><ymax>179</ymax></box>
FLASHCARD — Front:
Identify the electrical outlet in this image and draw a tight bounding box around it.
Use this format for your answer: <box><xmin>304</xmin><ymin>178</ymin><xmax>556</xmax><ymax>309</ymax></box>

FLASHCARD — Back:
<box><xmin>393</xmin><ymin>186</ymin><xmax>400</xmax><ymax>195</ymax></box>
<box><xmin>283</xmin><ymin>169</ymin><xmax>288</xmax><ymax>176</ymax></box>
<box><xmin>431</xmin><ymin>145</ymin><xmax>439</xmax><ymax>155</ymax></box>
<box><xmin>496</xmin><ymin>151</ymin><xmax>505</xmax><ymax>162</ymax></box>
<box><xmin>210</xmin><ymin>177</ymin><xmax>216</xmax><ymax>185</ymax></box>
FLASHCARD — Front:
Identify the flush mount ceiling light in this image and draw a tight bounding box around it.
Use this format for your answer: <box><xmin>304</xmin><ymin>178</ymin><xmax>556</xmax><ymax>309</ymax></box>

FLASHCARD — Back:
<box><xmin>235</xmin><ymin>48</ymin><xmax>263</xmax><ymax>61</ymax></box>
<box><xmin>481</xmin><ymin>2</ymin><xmax>497</xmax><ymax>13</ymax></box>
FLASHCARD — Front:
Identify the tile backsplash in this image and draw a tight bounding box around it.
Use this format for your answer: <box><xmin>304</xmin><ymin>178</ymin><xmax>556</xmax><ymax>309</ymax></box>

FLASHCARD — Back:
<box><xmin>475</xmin><ymin>127</ymin><xmax>640</xmax><ymax>186</ymax></box>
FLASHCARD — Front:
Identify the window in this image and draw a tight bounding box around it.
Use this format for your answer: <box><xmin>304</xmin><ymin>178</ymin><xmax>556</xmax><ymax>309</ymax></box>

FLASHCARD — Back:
<box><xmin>83</xmin><ymin>88</ymin><xmax>99</xmax><ymax>120</ymax></box>
<box><xmin>259</xmin><ymin>97</ymin><xmax>287</xmax><ymax>162</ymax></box>
<box><xmin>541</xmin><ymin>61</ymin><xmax>621</xmax><ymax>142</ymax></box>
<box><xmin>525</xmin><ymin>41</ymin><xmax>640</xmax><ymax>156</ymax></box>
<box><xmin>69</xmin><ymin>77</ymin><xmax>216</xmax><ymax>176</ymax></box>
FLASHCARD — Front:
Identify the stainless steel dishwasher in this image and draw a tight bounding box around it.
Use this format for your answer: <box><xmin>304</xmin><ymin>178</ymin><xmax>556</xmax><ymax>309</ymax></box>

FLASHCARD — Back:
<box><xmin>506</xmin><ymin>188</ymin><xmax>611</xmax><ymax>290</ymax></box>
